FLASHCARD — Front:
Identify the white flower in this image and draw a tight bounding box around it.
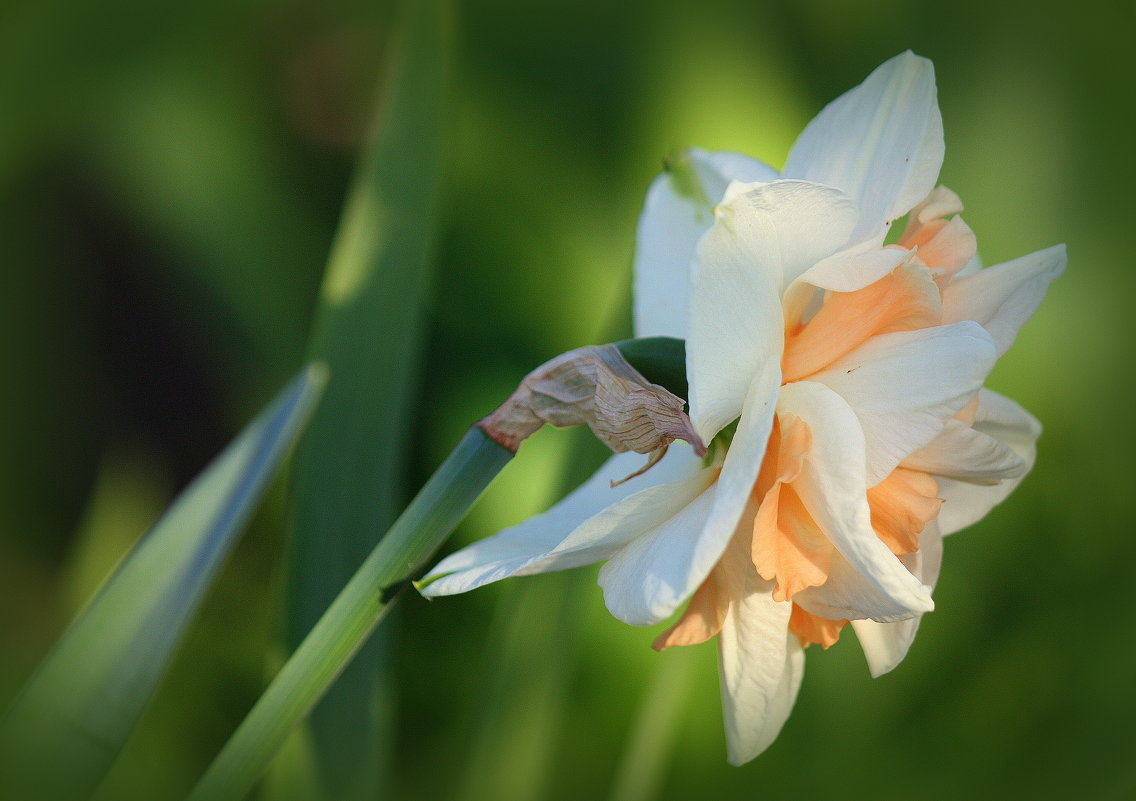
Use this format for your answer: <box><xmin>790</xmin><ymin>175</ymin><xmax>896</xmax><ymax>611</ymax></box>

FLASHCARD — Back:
<box><xmin>422</xmin><ymin>52</ymin><xmax>1064</xmax><ymax>764</ymax></box>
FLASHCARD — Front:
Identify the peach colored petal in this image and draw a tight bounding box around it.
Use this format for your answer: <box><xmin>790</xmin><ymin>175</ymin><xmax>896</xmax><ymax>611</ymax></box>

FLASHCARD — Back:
<box><xmin>897</xmin><ymin>185</ymin><xmax>976</xmax><ymax>283</ymax></box>
<box><xmin>789</xmin><ymin>604</ymin><xmax>847</xmax><ymax>649</ymax></box>
<box><xmin>867</xmin><ymin>468</ymin><xmax>942</xmax><ymax>555</ymax></box>
<box><xmin>652</xmin><ymin>574</ymin><xmax>728</xmax><ymax>650</ymax></box>
<box><xmin>782</xmin><ymin>263</ymin><xmax>943</xmax><ymax>383</ymax></box>
<box><xmin>905</xmin><ymin>186</ymin><xmax>965</xmax><ymax>227</ymax></box>
<box><xmin>911</xmin><ymin>217</ymin><xmax>977</xmax><ymax>282</ymax></box>
<box><xmin>774</xmin><ymin>414</ymin><xmax>812</xmax><ymax>485</ymax></box>
<box><xmin>752</xmin><ymin>482</ymin><xmax>832</xmax><ymax>602</ymax></box>
<box><xmin>745</xmin><ymin>415</ymin><xmax>832</xmax><ymax>603</ymax></box>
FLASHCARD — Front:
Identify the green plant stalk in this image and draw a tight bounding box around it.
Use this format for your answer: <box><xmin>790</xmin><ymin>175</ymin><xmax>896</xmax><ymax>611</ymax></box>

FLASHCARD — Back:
<box><xmin>189</xmin><ymin>428</ymin><xmax>512</xmax><ymax>801</ymax></box>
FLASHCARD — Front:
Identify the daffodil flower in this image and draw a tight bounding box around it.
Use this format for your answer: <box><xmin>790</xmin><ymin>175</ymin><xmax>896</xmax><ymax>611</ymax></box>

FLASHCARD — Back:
<box><xmin>421</xmin><ymin>52</ymin><xmax>1064</xmax><ymax>764</ymax></box>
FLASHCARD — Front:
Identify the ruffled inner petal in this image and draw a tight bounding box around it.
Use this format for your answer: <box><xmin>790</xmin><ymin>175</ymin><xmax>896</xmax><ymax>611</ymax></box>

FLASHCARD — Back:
<box><xmin>782</xmin><ymin>262</ymin><xmax>943</xmax><ymax>382</ymax></box>
<box><xmin>788</xmin><ymin>603</ymin><xmax>847</xmax><ymax>649</ymax></box>
<box><xmin>652</xmin><ymin>573</ymin><xmax>728</xmax><ymax>649</ymax></box>
<box><xmin>749</xmin><ymin>416</ymin><xmax>832</xmax><ymax>602</ymax></box>
<box><xmin>867</xmin><ymin>467</ymin><xmax>942</xmax><ymax>555</ymax></box>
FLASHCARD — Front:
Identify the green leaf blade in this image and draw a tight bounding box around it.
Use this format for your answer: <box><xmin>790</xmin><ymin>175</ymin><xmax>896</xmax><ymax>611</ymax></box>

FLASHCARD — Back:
<box><xmin>281</xmin><ymin>1</ymin><xmax>452</xmax><ymax>797</ymax></box>
<box><xmin>0</xmin><ymin>365</ymin><xmax>327</xmax><ymax>801</ymax></box>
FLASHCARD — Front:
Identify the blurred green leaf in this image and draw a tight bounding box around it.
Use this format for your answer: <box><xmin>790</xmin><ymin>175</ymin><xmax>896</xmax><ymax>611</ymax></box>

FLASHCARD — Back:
<box><xmin>281</xmin><ymin>1</ymin><xmax>451</xmax><ymax>798</ymax></box>
<box><xmin>0</xmin><ymin>365</ymin><xmax>327</xmax><ymax>801</ymax></box>
<box><xmin>453</xmin><ymin>573</ymin><xmax>588</xmax><ymax>801</ymax></box>
<box><xmin>607</xmin><ymin>646</ymin><xmax>696</xmax><ymax>801</ymax></box>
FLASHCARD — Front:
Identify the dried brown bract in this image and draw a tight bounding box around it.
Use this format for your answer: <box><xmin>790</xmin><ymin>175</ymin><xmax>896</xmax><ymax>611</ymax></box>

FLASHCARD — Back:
<box><xmin>477</xmin><ymin>344</ymin><xmax>705</xmax><ymax>482</ymax></box>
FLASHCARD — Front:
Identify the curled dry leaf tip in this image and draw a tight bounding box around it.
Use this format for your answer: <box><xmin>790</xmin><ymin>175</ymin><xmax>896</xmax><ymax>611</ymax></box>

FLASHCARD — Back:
<box><xmin>476</xmin><ymin>344</ymin><xmax>705</xmax><ymax>481</ymax></box>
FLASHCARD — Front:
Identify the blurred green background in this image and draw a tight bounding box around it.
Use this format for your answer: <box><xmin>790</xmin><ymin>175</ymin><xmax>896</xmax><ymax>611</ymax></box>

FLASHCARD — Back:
<box><xmin>1</xmin><ymin>0</ymin><xmax>1131</xmax><ymax>799</ymax></box>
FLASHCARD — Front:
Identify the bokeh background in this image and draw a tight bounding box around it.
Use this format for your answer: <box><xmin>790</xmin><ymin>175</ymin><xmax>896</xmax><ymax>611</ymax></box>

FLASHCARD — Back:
<box><xmin>1</xmin><ymin>0</ymin><xmax>1132</xmax><ymax>799</ymax></box>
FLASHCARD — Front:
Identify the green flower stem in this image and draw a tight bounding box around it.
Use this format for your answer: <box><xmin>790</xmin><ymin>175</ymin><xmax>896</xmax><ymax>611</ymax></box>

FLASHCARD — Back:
<box><xmin>188</xmin><ymin>428</ymin><xmax>512</xmax><ymax>801</ymax></box>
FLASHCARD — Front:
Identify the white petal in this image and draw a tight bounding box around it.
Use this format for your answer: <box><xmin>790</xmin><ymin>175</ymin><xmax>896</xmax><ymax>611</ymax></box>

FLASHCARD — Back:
<box><xmin>902</xmin><ymin>419</ymin><xmax>1026</xmax><ymax>483</ymax></box>
<box><xmin>633</xmin><ymin>176</ymin><xmax>709</xmax><ymax>339</ymax></box>
<box><xmin>627</xmin><ymin>365</ymin><xmax>778</xmax><ymax>628</ymax></box>
<box><xmin>937</xmin><ymin>479</ymin><xmax>1019</xmax><ymax>536</ymax></box>
<box><xmin>793</xmin><ymin>550</ymin><xmax>922</xmax><ymax>624</ymax></box>
<box><xmin>973</xmin><ymin>387</ymin><xmax>1042</xmax><ymax>447</ymax></box>
<box><xmin>698</xmin><ymin>150</ymin><xmax>781</xmax><ymax>192</ymax></box>
<box><xmin>795</xmin><ymin>240</ymin><xmax>916</xmax><ymax>293</ymax></box>
<box><xmin>717</xmin><ymin>579</ymin><xmax>804</xmax><ymax>765</ymax></box>
<box><xmin>783</xmin><ymin>51</ymin><xmax>944</xmax><ymax>245</ymax></box>
<box><xmin>956</xmin><ymin>252</ymin><xmax>982</xmax><ymax>278</ymax></box>
<box><xmin>421</xmin><ymin>447</ymin><xmax>704</xmax><ymax>596</ymax></box>
<box><xmin>852</xmin><ymin>519</ymin><xmax>944</xmax><ymax>677</ymax></box>
<box><xmin>942</xmin><ymin>244</ymin><xmax>1066</xmax><ymax>357</ymax></box>
<box><xmin>910</xmin><ymin>185</ymin><xmax>964</xmax><ymax>223</ymax></box>
<box><xmin>687</xmin><ymin>180</ymin><xmax>857</xmax><ymax>440</ymax></box>
<box><xmin>598</xmin><ymin>481</ymin><xmax>720</xmax><ymax>625</ymax></box>
<box><xmin>781</xmin><ymin>241</ymin><xmax>916</xmax><ymax>327</ymax></box>
<box><xmin>696</xmin><ymin>360</ymin><xmax>780</xmax><ymax>585</ymax></box>
<box><xmin>809</xmin><ymin>321</ymin><xmax>998</xmax><ymax>486</ymax></box>
<box><xmin>633</xmin><ymin>148</ymin><xmax>778</xmax><ymax>339</ymax></box>
<box><xmin>779</xmin><ymin>381</ymin><xmax>935</xmax><ymax>621</ymax></box>
<box><xmin>937</xmin><ymin>389</ymin><xmax>1041</xmax><ymax>535</ymax></box>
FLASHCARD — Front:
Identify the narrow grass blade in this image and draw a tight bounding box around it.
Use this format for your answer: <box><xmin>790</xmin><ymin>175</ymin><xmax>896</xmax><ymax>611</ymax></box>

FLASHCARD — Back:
<box><xmin>282</xmin><ymin>1</ymin><xmax>451</xmax><ymax>795</ymax></box>
<box><xmin>190</xmin><ymin>428</ymin><xmax>512</xmax><ymax>801</ymax></box>
<box><xmin>0</xmin><ymin>365</ymin><xmax>327</xmax><ymax>801</ymax></box>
